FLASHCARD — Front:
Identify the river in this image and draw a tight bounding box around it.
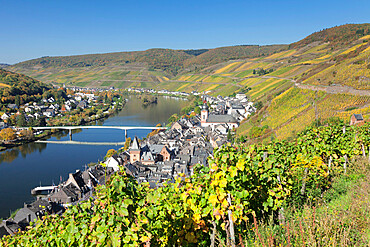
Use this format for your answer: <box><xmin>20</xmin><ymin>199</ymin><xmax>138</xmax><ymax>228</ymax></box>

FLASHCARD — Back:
<box><xmin>0</xmin><ymin>96</ymin><xmax>187</xmax><ymax>219</ymax></box>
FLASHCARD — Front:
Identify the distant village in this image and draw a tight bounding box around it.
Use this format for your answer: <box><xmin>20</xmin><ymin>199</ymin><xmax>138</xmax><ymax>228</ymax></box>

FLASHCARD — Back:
<box><xmin>0</xmin><ymin>87</ymin><xmax>116</xmax><ymax>130</ymax></box>
<box><xmin>0</xmin><ymin>92</ymin><xmax>256</xmax><ymax>237</ymax></box>
<box><xmin>0</xmin><ymin>86</ymin><xmax>127</xmax><ymax>148</ymax></box>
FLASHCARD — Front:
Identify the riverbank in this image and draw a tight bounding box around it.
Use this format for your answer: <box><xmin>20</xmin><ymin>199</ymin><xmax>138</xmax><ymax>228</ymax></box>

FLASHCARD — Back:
<box><xmin>0</xmin><ymin>101</ymin><xmax>125</xmax><ymax>152</ymax></box>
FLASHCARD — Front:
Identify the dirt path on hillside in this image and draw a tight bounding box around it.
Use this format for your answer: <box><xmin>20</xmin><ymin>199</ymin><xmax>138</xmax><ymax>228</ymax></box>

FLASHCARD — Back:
<box><xmin>295</xmin><ymin>83</ymin><xmax>370</xmax><ymax>96</ymax></box>
<box><xmin>168</xmin><ymin>80</ymin><xmax>243</xmax><ymax>88</ymax></box>
<box><xmin>260</xmin><ymin>75</ymin><xmax>370</xmax><ymax>96</ymax></box>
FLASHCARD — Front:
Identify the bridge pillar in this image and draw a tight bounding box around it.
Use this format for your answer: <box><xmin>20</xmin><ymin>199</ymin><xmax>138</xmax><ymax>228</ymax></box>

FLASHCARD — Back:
<box><xmin>125</xmin><ymin>129</ymin><xmax>127</xmax><ymax>140</ymax></box>
<box><xmin>69</xmin><ymin>129</ymin><xmax>72</xmax><ymax>141</ymax></box>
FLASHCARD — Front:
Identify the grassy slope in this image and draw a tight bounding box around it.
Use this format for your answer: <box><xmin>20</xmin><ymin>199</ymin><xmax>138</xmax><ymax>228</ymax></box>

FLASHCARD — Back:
<box><xmin>240</xmin><ymin>157</ymin><xmax>370</xmax><ymax>247</ymax></box>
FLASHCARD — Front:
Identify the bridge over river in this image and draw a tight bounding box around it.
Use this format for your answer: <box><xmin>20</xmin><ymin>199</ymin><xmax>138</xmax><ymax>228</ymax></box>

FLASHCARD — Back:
<box><xmin>35</xmin><ymin>140</ymin><xmax>126</xmax><ymax>146</ymax></box>
<box><xmin>19</xmin><ymin>126</ymin><xmax>167</xmax><ymax>141</ymax></box>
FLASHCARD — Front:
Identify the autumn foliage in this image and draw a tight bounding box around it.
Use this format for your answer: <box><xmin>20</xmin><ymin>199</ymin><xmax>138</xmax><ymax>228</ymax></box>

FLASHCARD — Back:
<box><xmin>0</xmin><ymin>128</ymin><xmax>16</xmax><ymax>142</ymax></box>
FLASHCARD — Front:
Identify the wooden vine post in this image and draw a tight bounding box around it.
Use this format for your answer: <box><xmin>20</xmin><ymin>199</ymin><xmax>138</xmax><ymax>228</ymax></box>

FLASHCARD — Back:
<box><xmin>300</xmin><ymin>168</ymin><xmax>309</xmax><ymax>196</ymax></box>
<box><xmin>227</xmin><ymin>193</ymin><xmax>236</xmax><ymax>247</ymax></box>
<box><xmin>362</xmin><ymin>144</ymin><xmax>366</xmax><ymax>157</ymax></box>
<box><xmin>210</xmin><ymin>220</ymin><xmax>216</xmax><ymax>247</ymax></box>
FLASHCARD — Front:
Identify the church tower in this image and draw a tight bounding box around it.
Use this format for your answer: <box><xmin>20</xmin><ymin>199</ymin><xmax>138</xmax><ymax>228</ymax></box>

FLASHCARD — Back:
<box><xmin>201</xmin><ymin>103</ymin><xmax>208</xmax><ymax>124</ymax></box>
<box><xmin>129</xmin><ymin>136</ymin><xmax>141</xmax><ymax>164</ymax></box>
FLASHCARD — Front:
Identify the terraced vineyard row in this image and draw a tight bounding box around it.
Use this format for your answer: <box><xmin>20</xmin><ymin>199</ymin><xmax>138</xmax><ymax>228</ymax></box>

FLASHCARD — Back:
<box><xmin>303</xmin><ymin>43</ymin><xmax>370</xmax><ymax>90</ymax></box>
<box><xmin>264</xmin><ymin>88</ymin><xmax>325</xmax><ymax>129</ymax></box>
<box><xmin>265</xmin><ymin>89</ymin><xmax>370</xmax><ymax>140</ymax></box>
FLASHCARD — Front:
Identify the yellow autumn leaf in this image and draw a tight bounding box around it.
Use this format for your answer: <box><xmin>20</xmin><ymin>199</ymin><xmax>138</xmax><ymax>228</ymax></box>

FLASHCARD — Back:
<box><xmin>181</xmin><ymin>193</ymin><xmax>188</xmax><ymax>201</ymax></box>
<box><xmin>222</xmin><ymin>199</ymin><xmax>229</xmax><ymax>208</ymax></box>
<box><xmin>192</xmin><ymin>213</ymin><xmax>202</xmax><ymax>224</ymax></box>
<box><xmin>210</xmin><ymin>180</ymin><xmax>218</xmax><ymax>187</ymax></box>
<box><xmin>209</xmin><ymin>194</ymin><xmax>218</xmax><ymax>206</ymax></box>
<box><xmin>140</xmin><ymin>236</ymin><xmax>150</xmax><ymax>242</ymax></box>
<box><xmin>218</xmin><ymin>192</ymin><xmax>227</xmax><ymax>201</ymax></box>
<box><xmin>236</xmin><ymin>159</ymin><xmax>245</xmax><ymax>171</ymax></box>
<box><xmin>219</xmin><ymin>178</ymin><xmax>227</xmax><ymax>188</ymax></box>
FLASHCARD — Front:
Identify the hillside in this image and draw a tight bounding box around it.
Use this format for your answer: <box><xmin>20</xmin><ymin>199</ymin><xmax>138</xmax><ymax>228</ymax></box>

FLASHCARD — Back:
<box><xmin>7</xmin><ymin>23</ymin><xmax>370</xmax><ymax>140</ymax></box>
<box><xmin>290</xmin><ymin>23</ymin><xmax>370</xmax><ymax>49</ymax></box>
<box><xmin>0</xmin><ymin>68</ymin><xmax>51</xmax><ymax>106</ymax></box>
<box><xmin>183</xmin><ymin>45</ymin><xmax>287</xmax><ymax>67</ymax></box>
<box><xmin>8</xmin><ymin>45</ymin><xmax>287</xmax><ymax>88</ymax></box>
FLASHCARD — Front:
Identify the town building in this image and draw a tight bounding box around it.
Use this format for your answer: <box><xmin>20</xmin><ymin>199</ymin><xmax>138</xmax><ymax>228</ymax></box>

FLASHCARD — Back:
<box><xmin>350</xmin><ymin>114</ymin><xmax>364</xmax><ymax>126</ymax></box>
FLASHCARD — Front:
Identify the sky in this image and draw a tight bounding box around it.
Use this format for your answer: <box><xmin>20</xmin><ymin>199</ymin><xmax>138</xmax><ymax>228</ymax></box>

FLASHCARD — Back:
<box><xmin>0</xmin><ymin>0</ymin><xmax>369</xmax><ymax>64</ymax></box>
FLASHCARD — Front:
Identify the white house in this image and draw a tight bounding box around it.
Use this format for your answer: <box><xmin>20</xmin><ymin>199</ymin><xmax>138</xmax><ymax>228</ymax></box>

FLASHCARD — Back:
<box><xmin>1</xmin><ymin>113</ymin><xmax>10</xmax><ymax>121</ymax></box>
<box><xmin>236</xmin><ymin>93</ymin><xmax>247</xmax><ymax>100</ymax></box>
<box><xmin>105</xmin><ymin>156</ymin><xmax>122</xmax><ymax>172</ymax></box>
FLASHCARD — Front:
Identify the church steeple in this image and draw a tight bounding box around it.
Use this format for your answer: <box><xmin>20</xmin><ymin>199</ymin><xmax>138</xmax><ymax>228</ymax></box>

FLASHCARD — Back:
<box><xmin>129</xmin><ymin>136</ymin><xmax>141</xmax><ymax>163</ymax></box>
<box><xmin>201</xmin><ymin>103</ymin><xmax>208</xmax><ymax>124</ymax></box>
<box><xmin>130</xmin><ymin>136</ymin><xmax>140</xmax><ymax>151</ymax></box>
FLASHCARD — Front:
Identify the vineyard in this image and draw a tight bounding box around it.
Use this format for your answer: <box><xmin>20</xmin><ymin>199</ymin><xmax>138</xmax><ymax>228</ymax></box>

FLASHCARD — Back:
<box><xmin>302</xmin><ymin>42</ymin><xmax>370</xmax><ymax>90</ymax></box>
<box><xmin>1</xmin><ymin>123</ymin><xmax>370</xmax><ymax>246</ymax></box>
<box><xmin>264</xmin><ymin>88</ymin><xmax>325</xmax><ymax>129</ymax></box>
<box><xmin>240</xmin><ymin>85</ymin><xmax>370</xmax><ymax>140</ymax></box>
<box><xmin>12</xmin><ymin>65</ymin><xmax>171</xmax><ymax>88</ymax></box>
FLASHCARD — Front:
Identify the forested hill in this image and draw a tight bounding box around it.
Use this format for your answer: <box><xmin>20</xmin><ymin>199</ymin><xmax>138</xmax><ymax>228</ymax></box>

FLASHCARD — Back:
<box><xmin>183</xmin><ymin>45</ymin><xmax>287</xmax><ymax>67</ymax></box>
<box><xmin>10</xmin><ymin>45</ymin><xmax>287</xmax><ymax>76</ymax></box>
<box><xmin>290</xmin><ymin>23</ymin><xmax>370</xmax><ymax>49</ymax></box>
<box><xmin>0</xmin><ymin>68</ymin><xmax>51</xmax><ymax>105</ymax></box>
<box><xmin>14</xmin><ymin>49</ymin><xmax>193</xmax><ymax>76</ymax></box>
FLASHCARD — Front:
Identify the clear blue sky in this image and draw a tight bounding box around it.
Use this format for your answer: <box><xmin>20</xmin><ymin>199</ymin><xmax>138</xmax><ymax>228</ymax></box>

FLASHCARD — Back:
<box><xmin>1</xmin><ymin>0</ymin><xmax>369</xmax><ymax>64</ymax></box>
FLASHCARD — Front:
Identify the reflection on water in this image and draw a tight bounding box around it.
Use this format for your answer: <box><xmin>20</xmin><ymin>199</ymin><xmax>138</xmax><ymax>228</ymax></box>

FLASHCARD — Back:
<box><xmin>0</xmin><ymin>143</ymin><xmax>47</xmax><ymax>164</ymax></box>
<box><xmin>0</xmin><ymin>130</ymin><xmax>86</xmax><ymax>165</ymax></box>
<box><xmin>0</xmin><ymin>96</ymin><xmax>186</xmax><ymax>219</ymax></box>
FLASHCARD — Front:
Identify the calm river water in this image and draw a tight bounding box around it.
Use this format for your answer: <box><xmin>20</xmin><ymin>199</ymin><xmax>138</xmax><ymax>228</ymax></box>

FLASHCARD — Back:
<box><xmin>0</xmin><ymin>96</ymin><xmax>186</xmax><ymax>219</ymax></box>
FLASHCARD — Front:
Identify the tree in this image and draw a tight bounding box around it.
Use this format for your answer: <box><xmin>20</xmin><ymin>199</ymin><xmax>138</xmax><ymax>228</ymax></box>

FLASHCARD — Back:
<box><xmin>16</xmin><ymin>112</ymin><xmax>27</xmax><ymax>127</ymax></box>
<box><xmin>19</xmin><ymin>129</ymin><xmax>34</xmax><ymax>139</ymax></box>
<box><xmin>194</xmin><ymin>106</ymin><xmax>201</xmax><ymax>115</ymax></box>
<box><xmin>105</xmin><ymin>149</ymin><xmax>117</xmax><ymax>159</ymax></box>
<box><xmin>254</xmin><ymin>101</ymin><xmax>263</xmax><ymax>111</ymax></box>
<box><xmin>123</xmin><ymin>137</ymin><xmax>132</xmax><ymax>151</ymax></box>
<box><xmin>0</xmin><ymin>128</ymin><xmax>16</xmax><ymax>142</ymax></box>
<box><xmin>38</xmin><ymin>117</ymin><xmax>47</xmax><ymax>127</ymax></box>
<box><xmin>15</xmin><ymin>95</ymin><xmax>21</xmax><ymax>107</ymax></box>
<box><xmin>227</xmin><ymin>129</ymin><xmax>233</xmax><ymax>141</ymax></box>
<box><xmin>168</xmin><ymin>114</ymin><xmax>178</xmax><ymax>123</ymax></box>
<box><xmin>5</xmin><ymin>115</ymin><xmax>16</xmax><ymax>126</ymax></box>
